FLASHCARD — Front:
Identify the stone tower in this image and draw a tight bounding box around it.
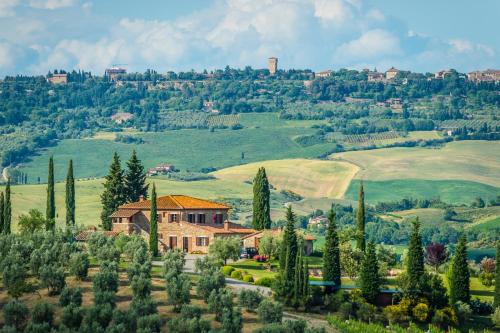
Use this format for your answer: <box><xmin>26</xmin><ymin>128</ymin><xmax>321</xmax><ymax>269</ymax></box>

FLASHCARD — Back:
<box><xmin>268</xmin><ymin>57</ymin><xmax>278</xmax><ymax>75</ymax></box>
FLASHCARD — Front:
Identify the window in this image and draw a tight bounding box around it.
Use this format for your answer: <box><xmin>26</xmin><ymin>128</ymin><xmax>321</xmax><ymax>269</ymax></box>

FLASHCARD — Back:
<box><xmin>170</xmin><ymin>214</ymin><xmax>178</xmax><ymax>222</ymax></box>
<box><xmin>198</xmin><ymin>214</ymin><xmax>206</xmax><ymax>224</ymax></box>
<box><xmin>119</xmin><ymin>218</ymin><xmax>122</xmax><ymax>223</ymax></box>
<box><xmin>215</xmin><ymin>213</ymin><xmax>224</xmax><ymax>224</ymax></box>
<box><xmin>157</xmin><ymin>214</ymin><xmax>162</xmax><ymax>222</ymax></box>
<box><xmin>196</xmin><ymin>237</ymin><xmax>209</xmax><ymax>246</ymax></box>
<box><xmin>169</xmin><ymin>236</ymin><xmax>177</xmax><ymax>249</ymax></box>
<box><xmin>158</xmin><ymin>233</ymin><xmax>163</xmax><ymax>239</ymax></box>
<box><xmin>188</xmin><ymin>213</ymin><xmax>196</xmax><ymax>223</ymax></box>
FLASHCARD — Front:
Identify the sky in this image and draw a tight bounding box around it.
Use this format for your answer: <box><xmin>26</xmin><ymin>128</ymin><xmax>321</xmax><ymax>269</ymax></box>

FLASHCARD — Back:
<box><xmin>0</xmin><ymin>0</ymin><xmax>498</xmax><ymax>76</ymax></box>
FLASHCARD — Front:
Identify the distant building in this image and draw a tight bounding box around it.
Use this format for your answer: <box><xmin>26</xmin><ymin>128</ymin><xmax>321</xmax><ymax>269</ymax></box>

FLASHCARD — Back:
<box><xmin>385</xmin><ymin>67</ymin><xmax>400</xmax><ymax>80</ymax></box>
<box><xmin>47</xmin><ymin>73</ymin><xmax>68</xmax><ymax>84</ymax></box>
<box><xmin>105</xmin><ymin>67</ymin><xmax>127</xmax><ymax>81</ymax></box>
<box><xmin>367</xmin><ymin>70</ymin><xmax>385</xmax><ymax>82</ymax></box>
<box><xmin>111</xmin><ymin>112</ymin><xmax>133</xmax><ymax>124</ymax></box>
<box><xmin>308</xmin><ymin>215</ymin><xmax>328</xmax><ymax>226</ymax></box>
<box><xmin>268</xmin><ymin>57</ymin><xmax>278</xmax><ymax>75</ymax></box>
<box><xmin>467</xmin><ymin>69</ymin><xmax>500</xmax><ymax>83</ymax></box>
<box><xmin>315</xmin><ymin>70</ymin><xmax>332</xmax><ymax>78</ymax></box>
<box><xmin>434</xmin><ymin>70</ymin><xmax>452</xmax><ymax>80</ymax></box>
<box><xmin>147</xmin><ymin>163</ymin><xmax>175</xmax><ymax>176</ymax></box>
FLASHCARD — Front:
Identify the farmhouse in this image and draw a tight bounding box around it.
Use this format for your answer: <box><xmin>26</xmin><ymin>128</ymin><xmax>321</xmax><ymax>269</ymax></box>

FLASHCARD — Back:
<box><xmin>242</xmin><ymin>228</ymin><xmax>316</xmax><ymax>256</ymax></box>
<box><xmin>385</xmin><ymin>67</ymin><xmax>400</xmax><ymax>80</ymax></box>
<box><xmin>111</xmin><ymin>194</ymin><xmax>255</xmax><ymax>253</ymax></box>
<box><xmin>47</xmin><ymin>73</ymin><xmax>68</xmax><ymax>84</ymax></box>
<box><xmin>147</xmin><ymin>163</ymin><xmax>176</xmax><ymax>176</ymax></box>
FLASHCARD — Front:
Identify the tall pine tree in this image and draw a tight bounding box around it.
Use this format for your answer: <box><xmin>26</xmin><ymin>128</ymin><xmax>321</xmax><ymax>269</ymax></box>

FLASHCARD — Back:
<box><xmin>4</xmin><ymin>179</ymin><xmax>11</xmax><ymax>234</ymax></box>
<box><xmin>65</xmin><ymin>159</ymin><xmax>75</xmax><ymax>227</ymax></box>
<box><xmin>0</xmin><ymin>192</ymin><xmax>4</xmax><ymax>234</ymax></box>
<box><xmin>449</xmin><ymin>234</ymin><xmax>470</xmax><ymax>305</ymax></box>
<box><xmin>124</xmin><ymin>150</ymin><xmax>149</xmax><ymax>203</ymax></box>
<box><xmin>46</xmin><ymin>156</ymin><xmax>55</xmax><ymax>230</ymax></box>
<box><xmin>252</xmin><ymin>167</ymin><xmax>271</xmax><ymax>230</ymax></box>
<box><xmin>278</xmin><ymin>205</ymin><xmax>298</xmax><ymax>304</ymax></box>
<box><xmin>406</xmin><ymin>218</ymin><xmax>424</xmax><ymax>302</ymax></box>
<box><xmin>359</xmin><ymin>241</ymin><xmax>380</xmax><ymax>304</ymax></box>
<box><xmin>293</xmin><ymin>237</ymin><xmax>304</xmax><ymax>308</ymax></box>
<box><xmin>356</xmin><ymin>182</ymin><xmax>366</xmax><ymax>251</ymax></box>
<box><xmin>149</xmin><ymin>183</ymin><xmax>158</xmax><ymax>256</ymax></box>
<box><xmin>100</xmin><ymin>153</ymin><xmax>126</xmax><ymax>231</ymax></box>
<box><xmin>323</xmin><ymin>209</ymin><xmax>341</xmax><ymax>293</ymax></box>
<box><xmin>494</xmin><ymin>241</ymin><xmax>500</xmax><ymax>308</ymax></box>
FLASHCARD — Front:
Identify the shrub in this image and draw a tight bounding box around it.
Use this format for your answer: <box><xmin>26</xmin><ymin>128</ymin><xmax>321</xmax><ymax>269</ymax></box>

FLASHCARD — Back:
<box><xmin>338</xmin><ymin>302</ymin><xmax>354</xmax><ymax>320</ymax></box>
<box><xmin>94</xmin><ymin>291</ymin><xmax>116</xmax><ymax>307</ymax></box>
<box><xmin>208</xmin><ymin>288</ymin><xmax>234</xmax><ymax>322</ymax></box>
<box><xmin>323</xmin><ymin>290</ymin><xmax>346</xmax><ymax>312</ymax></box>
<box><xmin>130</xmin><ymin>297</ymin><xmax>157</xmax><ymax>317</ymax></box>
<box><xmin>24</xmin><ymin>323</ymin><xmax>51</xmax><ymax>333</ymax></box>
<box><xmin>31</xmin><ymin>302</ymin><xmax>54</xmax><ymax>326</ymax></box>
<box><xmin>257</xmin><ymin>299</ymin><xmax>283</xmax><ymax>324</ymax></box>
<box><xmin>93</xmin><ymin>261</ymin><xmax>119</xmax><ymax>294</ymax></box>
<box><xmin>412</xmin><ymin>303</ymin><xmax>429</xmax><ymax>322</ymax></box>
<box><xmin>60</xmin><ymin>305</ymin><xmax>84</xmax><ymax>329</ymax></box>
<box><xmin>478</xmin><ymin>272</ymin><xmax>495</xmax><ymax>287</ymax></box>
<box><xmin>222</xmin><ymin>265</ymin><xmax>235</xmax><ymax>276</ymax></box>
<box><xmin>111</xmin><ymin>309</ymin><xmax>137</xmax><ymax>333</ymax></box>
<box><xmin>167</xmin><ymin>305</ymin><xmax>211</xmax><ymax>333</ymax></box>
<box><xmin>492</xmin><ymin>307</ymin><xmax>500</xmax><ymax>328</ymax></box>
<box><xmin>238</xmin><ymin>289</ymin><xmax>263</xmax><ymax>312</ymax></box>
<box><xmin>69</xmin><ymin>252</ymin><xmax>89</xmax><ymax>280</ymax></box>
<box><xmin>356</xmin><ymin>302</ymin><xmax>377</xmax><ymax>323</ymax></box>
<box><xmin>3</xmin><ymin>299</ymin><xmax>29</xmax><ymax>331</ymax></box>
<box><xmin>221</xmin><ymin>306</ymin><xmax>243</xmax><ymax>333</ymax></box>
<box><xmin>469</xmin><ymin>299</ymin><xmax>493</xmax><ymax>315</ymax></box>
<box><xmin>196</xmin><ymin>257</ymin><xmax>226</xmax><ymax>302</ymax></box>
<box><xmin>384</xmin><ymin>301</ymin><xmax>410</xmax><ymax>325</ymax></box>
<box><xmin>253</xmin><ymin>255</ymin><xmax>268</xmax><ymax>262</ymax></box>
<box><xmin>131</xmin><ymin>275</ymin><xmax>152</xmax><ymax>300</ymax></box>
<box><xmin>255</xmin><ymin>276</ymin><xmax>274</xmax><ymax>287</ymax></box>
<box><xmin>243</xmin><ymin>274</ymin><xmax>254</xmax><ymax>283</ymax></box>
<box><xmin>59</xmin><ymin>287</ymin><xmax>83</xmax><ymax>307</ymax></box>
<box><xmin>454</xmin><ymin>301</ymin><xmax>472</xmax><ymax>325</ymax></box>
<box><xmin>166</xmin><ymin>273</ymin><xmax>191</xmax><ymax>312</ymax></box>
<box><xmin>230</xmin><ymin>270</ymin><xmax>244</xmax><ymax>280</ymax></box>
<box><xmin>431</xmin><ymin>307</ymin><xmax>458</xmax><ymax>329</ymax></box>
<box><xmin>136</xmin><ymin>314</ymin><xmax>161</xmax><ymax>333</ymax></box>
<box><xmin>85</xmin><ymin>303</ymin><xmax>114</xmax><ymax>329</ymax></box>
<box><xmin>39</xmin><ymin>264</ymin><xmax>66</xmax><ymax>295</ymax></box>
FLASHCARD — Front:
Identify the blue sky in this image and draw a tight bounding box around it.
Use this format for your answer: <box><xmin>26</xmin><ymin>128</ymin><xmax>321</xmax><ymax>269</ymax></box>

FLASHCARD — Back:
<box><xmin>0</xmin><ymin>0</ymin><xmax>498</xmax><ymax>76</ymax></box>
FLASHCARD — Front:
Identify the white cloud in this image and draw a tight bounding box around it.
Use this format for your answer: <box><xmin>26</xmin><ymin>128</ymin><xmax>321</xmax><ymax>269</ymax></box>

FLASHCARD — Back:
<box><xmin>29</xmin><ymin>0</ymin><xmax>77</xmax><ymax>10</ymax></box>
<box><xmin>335</xmin><ymin>29</ymin><xmax>402</xmax><ymax>61</ymax></box>
<box><xmin>0</xmin><ymin>0</ymin><xmax>19</xmax><ymax>17</ymax></box>
<box><xmin>313</xmin><ymin>0</ymin><xmax>354</xmax><ymax>23</ymax></box>
<box><xmin>448</xmin><ymin>38</ymin><xmax>495</xmax><ymax>57</ymax></box>
<box><xmin>0</xmin><ymin>42</ymin><xmax>15</xmax><ymax>69</ymax></box>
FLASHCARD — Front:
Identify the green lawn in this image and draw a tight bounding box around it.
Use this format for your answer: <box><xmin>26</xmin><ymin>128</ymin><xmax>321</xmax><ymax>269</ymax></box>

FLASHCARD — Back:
<box><xmin>345</xmin><ymin>179</ymin><xmax>499</xmax><ymax>205</ymax></box>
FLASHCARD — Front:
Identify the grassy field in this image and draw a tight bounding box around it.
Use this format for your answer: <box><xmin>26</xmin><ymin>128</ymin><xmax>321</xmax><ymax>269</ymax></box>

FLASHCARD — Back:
<box><xmin>390</xmin><ymin>208</ymin><xmax>445</xmax><ymax>225</ymax></box>
<box><xmin>17</xmin><ymin>119</ymin><xmax>338</xmax><ymax>182</ymax></box>
<box><xmin>213</xmin><ymin>159</ymin><xmax>359</xmax><ymax>199</ymax></box>
<box><xmin>344</xmin><ymin>179</ymin><xmax>499</xmax><ymax>204</ymax></box>
<box><xmin>332</xmin><ymin>140</ymin><xmax>500</xmax><ymax>187</ymax></box>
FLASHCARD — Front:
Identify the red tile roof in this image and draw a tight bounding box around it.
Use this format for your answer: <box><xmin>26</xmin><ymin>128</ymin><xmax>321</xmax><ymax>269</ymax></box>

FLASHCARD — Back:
<box><xmin>242</xmin><ymin>228</ymin><xmax>316</xmax><ymax>241</ymax></box>
<box><xmin>184</xmin><ymin>222</ymin><xmax>255</xmax><ymax>235</ymax></box>
<box><xmin>110</xmin><ymin>209</ymin><xmax>141</xmax><ymax>218</ymax></box>
<box><xmin>119</xmin><ymin>195</ymin><xmax>230</xmax><ymax>210</ymax></box>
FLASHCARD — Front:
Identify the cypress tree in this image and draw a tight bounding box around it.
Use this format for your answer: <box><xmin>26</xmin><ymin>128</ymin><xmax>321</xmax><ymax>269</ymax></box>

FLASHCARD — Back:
<box><xmin>0</xmin><ymin>192</ymin><xmax>4</xmax><ymax>234</ymax></box>
<box><xmin>406</xmin><ymin>218</ymin><xmax>424</xmax><ymax>302</ymax></box>
<box><xmin>494</xmin><ymin>241</ymin><xmax>500</xmax><ymax>308</ymax></box>
<box><xmin>46</xmin><ymin>156</ymin><xmax>55</xmax><ymax>230</ymax></box>
<box><xmin>359</xmin><ymin>241</ymin><xmax>380</xmax><ymax>304</ymax></box>
<box><xmin>323</xmin><ymin>209</ymin><xmax>341</xmax><ymax>294</ymax></box>
<box><xmin>100</xmin><ymin>153</ymin><xmax>126</xmax><ymax>231</ymax></box>
<box><xmin>449</xmin><ymin>234</ymin><xmax>470</xmax><ymax>305</ymax></box>
<box><xmin>65</xmin><ymin>159</ymin><xmax>75</xmax><ymax>227</ymax></box>
<box><xmin>252</xmin><ymin>167</ymin><xmax>271</xmax><ymax>230</ymax></box>
<box><xmin>303</xmin><ymin>258</ymin><xmax>309</xmax><ymax>300</ymax></box>
<box><xmin>293</xmin><ymin>237</ymin><xmax>304</xmax><ymax>307</ymax></box>
<box><xmin>4</xmin><ymin>179</ymin><xmax>11</xmax><ymax>234</ymax></box>
<box><xmin>279</xmin><ymin>206</ymin><xmax>298</xmax><ymax>304</ymax></box>
<box><xmin>149</xmin><ymin>183</ymin><xmax>158</xmax><ymax>257</ymax></box>
<box><xmin>356</xmin><ymin>182</ymin><xmax>366</xmax><ymax>251</ymax></box>
<box><xmin>124</xmin><ymin>150</ymin><xmax>149</xmax><ymax>203</ymax></box>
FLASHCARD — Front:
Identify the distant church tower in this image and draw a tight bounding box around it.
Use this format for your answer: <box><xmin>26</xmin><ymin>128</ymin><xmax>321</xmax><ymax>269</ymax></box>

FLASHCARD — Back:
<box><xmin>268</xmin><ymin>57</ymin><xmax>278</xmax><ymax>75</ymax></box>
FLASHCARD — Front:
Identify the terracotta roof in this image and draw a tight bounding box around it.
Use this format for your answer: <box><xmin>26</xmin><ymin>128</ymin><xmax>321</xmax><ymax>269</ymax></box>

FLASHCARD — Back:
<box><xmin>386</xmin><ymin>67</ymin><xmax>399</xmax><ymax>72</ymax></box>
<box><xmin>119</xmin><ymin>195</ymin><xmax>230</xmax><ymax>210</ymax></box>
<box><xmin>242</xmin><ymin>228</ymin><xmax>316</xmax><ymax>241</ymax></box>
<box><xmin>185</xmin><ymin>222</ymin><xmax>255</xmax><ymax>235</ymax></box>
<box><xmin>75</xmin><ymin>229</ymin><xmax>121</xmax><ymax>241</ymax></box>
<box><xmin>110</xmin><ymin>209</ymin><xmax>141</xmax><ymax>218</ymax></box>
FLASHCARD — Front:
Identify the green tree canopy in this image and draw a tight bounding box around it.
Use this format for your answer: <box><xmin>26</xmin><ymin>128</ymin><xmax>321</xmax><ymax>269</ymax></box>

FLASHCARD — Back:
<box><xmin>100</xmin><ymin>153</ymin><xmax>126</xmax><ymax>231</ymax></box>
<box><xmin>252</xmin><ymin>167</ymin><xmax>271</xmax><ymax>230</ymax></box>
<box><xmin>124</xmin><ymin>150</ymin><xmax>149</xmax><ymax>203</ymax></box>
<box><xmin>323</xmin><ymin>209</ymin><xmax>341</xmax><ymax>293</ymax></box>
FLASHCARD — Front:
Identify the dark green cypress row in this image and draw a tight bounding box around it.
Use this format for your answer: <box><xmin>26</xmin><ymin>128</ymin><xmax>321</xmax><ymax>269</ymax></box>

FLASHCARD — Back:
<box><xmin>124</xmin><ymin>150</ymin><xmax>149</xmax><ymax>203</ymax></box>
<box><xmin>356</xmin><ymin>182</ymin><xmax>366</xmax><ymax>251</ymax></box>
<box><xmin>323</xmin><ymin>209</ymin><xmax>341</xmax><ymax>293</ymax></box>
<box><xmin>149</xmin><ymin>183</ymin><xmax>158</xmax><ymax>256</ymax></box>
<box><xmin>280</xmin><ymin>206</ymin><xmax>298</xmax><ymax>303</ymax></box>
<box><xmin>46</xmin><ymin>156</ymin><xmax>55</xmax><ymax>230</ymax></box>
<box><xmin>293</xmin><ymin>237</ymin><xmax>304</xmax><ymax>307</ymax></box>
<box><xmin>303</xmin><ymin>258</ymin><xmax>309</xmax><ymax>300</ymax></box>
<box><xmin>449</xmin><ymin>234</ymin><xmax>470</xmax><ymax>305</ymax></box>
<box><xmin>406</xmin><ymin>218</ymin><xmax>424</xmax><ymax>302</ymax></box>
<box><xmin>252</xmin><ymin>167</ymin><xmax>271</xmax><ymax>230</ymax></box>
<box><xmin>0</xmin><ymin>192</ymin><xmax>4</xmax><ymax>234</ymax></box>
<box><xmin>359</xmin><ymin>241</ymin><xmax>380</xmax><ymax>304</ymax></box>
<box><xmin>65</xmin><ymin>159</ymin><xmax>75</xmax><ymax>227</ymax></box>
<box><xmin>100</xmin><ymin>152</ymin><xmax>126</xmax><ymax>231</ymax></box>
<box><xmin>4</xmin><ymin>179</ymin><xmax>11</xmax><ymax>234</ymax></box>
<box><xmin>494</xmin><ymin>241</ymin><xmax>500</xmax><ymax>308</ymax></box>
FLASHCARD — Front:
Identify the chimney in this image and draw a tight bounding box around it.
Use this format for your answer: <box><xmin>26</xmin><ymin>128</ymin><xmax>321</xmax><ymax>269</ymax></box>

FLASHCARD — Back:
<box><xmin>224</xmin><ymin>220</ymin><xmax>230</xmax><ymax>231</ymax></box>
<box><xmin>139</xmin><ymin>195</ymin><xmax>145</xmax><ymax>202</ymax></box>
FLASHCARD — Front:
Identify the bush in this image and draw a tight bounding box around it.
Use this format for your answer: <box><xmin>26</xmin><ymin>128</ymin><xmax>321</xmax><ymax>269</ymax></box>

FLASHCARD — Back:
<box><xmin>222</xmin><ymin>265</ymin><xmax>235</xmax><ymax>276</ymax></box>
<box><xmin>31</xmin><ymin>302</ymin><xmax>54</xmax><ymax>326</ymax></box>
<box><xmin>60</xmin><ymin>305</ymin><xmax>84</xmax><ymax>329</ymax></box>
<box><xmin>243</xmin><ymin>275</ymin><xmax>254</xmax><ymax>283</ymax></box>
<box><xmin>238</xmin><ymin>289</ymin><xmax>263</xmax><ymax>312</ymax></box>
<box><xmin>323</xmin><ymin>290</ymin><xmax>346</xmax><ymax>312</ymax></box>
<box><xmin>431</xmin><ymin>307</ymin><xmax>458</xmax><ymax>329</ymax></box>
<box><xmin>454</xmin><ymin>301</ymin><xmax>472</xmax><ymax>325</ymax></box>
<box><xmin>136</xmin><ymin>314</ymin><xmax>161</xmax><ymax>333</ymax></box>
<box><xmin>469</xmin><ymin>299</ymin><xmax>493</xmax><ymax>315</ymax></box>
<box><xmin>131</xmin><ymin>275</ymin><xmax>152</xmax><ymax>300</ymax></box>
<box><xmin>338</xmin><ymin>302</ymin><xmax>354</xmax><ymax>320</ymax></box>
<box><xmin>111</xmin><ymin>309</ymin><xmax>136</xmax><ymax>333</ymax></box>
<box><xmin>69</xmin><ymin>252</ymin><xmax>89</xmax><ymax>280</ymax></box>
<box><xmin>94</xmin><ymin>291</ymin><xmax>116</xmax><ymax>306</ymax></box>
<box><xmin>356</xmin><ymin>302</ymin><xmax>377</xmax><ymax>323</ymax></box>
<box><xmin>93</xmin><ymin>261</ymin><xmax>119</xmax><ymax>294</ymax></box>
<box><xmin>253</xmin><ymin>255</ymin><xmax>268</xmax><ymax>262</ymax></box>
<box><xmin>257</xmin><ymin>299</ymin><xmax>283</xmax><ymax>324</ymax></box>
<box><xmin>384</xmin><ymin>300</ymin><xmax>410</xmax><ymax>325</ymax></box>
<box><xmin>39</xmin><ymin>264</ymin><xmax>66</xmax><ymax>295</ymax></box>
<box><xmin>230</xmin><ymin>270</ymin><xmax>244</xmax><ymax>280</ymax></box>
<box><xmin>196</xmin><ymin>257</ymin><xmax>226</xmax><ymax>302</ymax></box>
<box><xmin>59</xmin><ymin>287</ymin><xmax>83</xmax><ymax>307</ymax></box>
<box><xmin>255</xmin><ymin>276</ymin><xmax>274</xmax><ymax>287</ymax></box>
<box><xmin>478</xmin><ymin>272</ymin><xmax>495</xmax><ymax>287</ymax></box>
<box><xmin>167</xmin><ymin>305</ymin><xmax>211</xmax><ymax>333</ymax></box>
<box><xmin>412</xmin><ymin>303</ymin><xmax>429</xmax><ymax>322</ymax></box>
<box><xmin>493</xmin><ymin>307</ymin><xmax>500</xmax><ymax>328</ymax></box>
<box><xmin>208</xmin><ymin>288</ymin><xmax>234</xmax><ymax>322</ymax></box>
<box><xmin>3</xmin><ymin>299</ymin><xmax>29</xmax><ymax>331</ymax></box>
